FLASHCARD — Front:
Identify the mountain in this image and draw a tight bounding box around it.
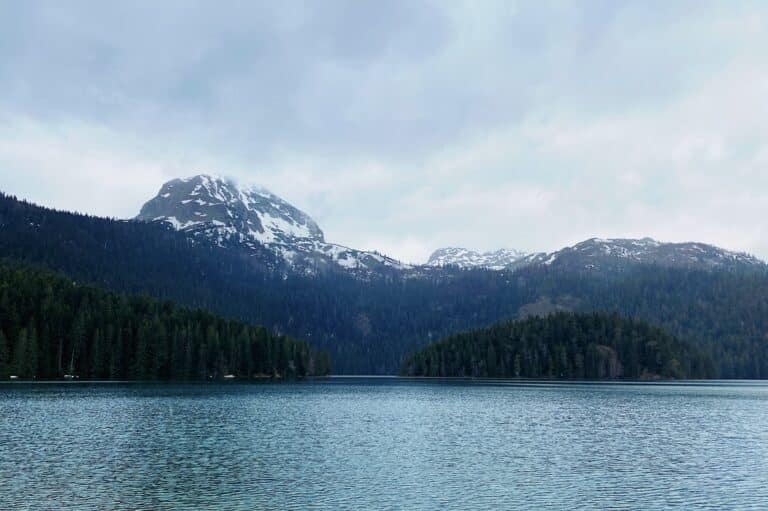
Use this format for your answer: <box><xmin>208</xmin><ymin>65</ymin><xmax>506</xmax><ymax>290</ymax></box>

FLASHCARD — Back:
<box><xmin>136</xmin><ymin>175</ymin><xmax>410</xmax><ymax>274</ymax></box>
<box><xmin>138</xmin><ymin>176</ymin><xmax>765</xmax><ymax>278</ymax></box>
<box><xmin>2</xmin><ymin>189</ymin><xmax>768</xmax><ymax>377</ymax></box>
<box><xmin>427</xmin><ymin>247</ymin><xmax>533</xmax><ymax>270</ymax></box>
<box><xmin>3</xmin><ymin>189</ymin><xmax>534</xmax><ymax>374</ymax></box>
<box><xmin>429</xmin><ymin>237</ymin><xmax>765</xmax><ymax>273</ymax></box>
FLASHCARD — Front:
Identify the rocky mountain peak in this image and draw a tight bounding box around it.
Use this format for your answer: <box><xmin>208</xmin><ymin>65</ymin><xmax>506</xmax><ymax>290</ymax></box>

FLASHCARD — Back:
<box><xmin>137</xmin><ymin>174</ymin><xmax>324</xmax><ymax>247</ymax></box>
<box><xmin>136</xmin><ymin>174</ymin><xmax>409</xmax><ymax>274</ymax></box>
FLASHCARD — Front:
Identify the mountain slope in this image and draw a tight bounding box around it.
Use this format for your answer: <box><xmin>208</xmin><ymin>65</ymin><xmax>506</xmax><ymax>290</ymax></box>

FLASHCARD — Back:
<box><xmin>3</xmin><ymin>190</ymin><xmax>530</xmax><ymax>373</ymax></box>
<box><xmin>136</xmin><ymin>175</ymin><xmax>409</xmax><ymax>274</ymax></box>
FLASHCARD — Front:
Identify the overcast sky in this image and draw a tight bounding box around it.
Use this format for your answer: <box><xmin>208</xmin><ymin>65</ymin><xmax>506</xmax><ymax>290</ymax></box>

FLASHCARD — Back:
<box><xmin>1</xmin><ymin>0</ymin><xmax>767</xmax><ymax>263</ymax></box>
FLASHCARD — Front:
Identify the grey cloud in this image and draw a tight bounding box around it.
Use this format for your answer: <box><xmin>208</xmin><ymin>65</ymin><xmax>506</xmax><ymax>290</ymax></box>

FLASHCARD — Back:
<box><xmin>3</xmin><ymin>0</ymin><xmax>738</xmax><ymax>160</ymax></box>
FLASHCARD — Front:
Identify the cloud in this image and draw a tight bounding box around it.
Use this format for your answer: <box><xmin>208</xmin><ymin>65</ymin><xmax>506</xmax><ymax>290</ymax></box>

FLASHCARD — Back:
<box><xmin>0</xmin><ymin>116</ymin><xmax>170</xmax><ymax>217</ymax></box>
<box><xmin>0</xmin><ymin>1</ymin><xmax>767</xmax><ymax>263</ymax></box>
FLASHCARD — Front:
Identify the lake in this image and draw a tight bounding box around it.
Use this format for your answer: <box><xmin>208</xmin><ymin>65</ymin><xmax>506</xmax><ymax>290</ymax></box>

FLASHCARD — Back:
<box><xmin>1</xmin><ymin>378</ymin><xmax>767</xmax><ymax>510</ymax></box>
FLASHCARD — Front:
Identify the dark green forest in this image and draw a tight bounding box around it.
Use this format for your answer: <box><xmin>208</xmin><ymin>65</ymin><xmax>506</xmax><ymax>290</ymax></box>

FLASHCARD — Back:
<box><xmin>1</xmin><ymin>192</ymin><xmax>768</xmax><ymax>376</ymax></box>
<box><xmin>0</xmin><ymin>262</ymin><xmax>330</xmax><ymax>380</ymax></box>
<box><xmin>401</xmin><ymin>312</ymin><xmax>713</xmax><ymax>379</ymax></box>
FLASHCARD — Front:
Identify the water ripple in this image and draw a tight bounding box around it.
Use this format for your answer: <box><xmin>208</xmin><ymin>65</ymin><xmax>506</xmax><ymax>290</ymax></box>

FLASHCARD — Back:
<box><xmin>1</xmin><ymin>380</ymin><xmax>767</xmax><ymax>510</ymax></box>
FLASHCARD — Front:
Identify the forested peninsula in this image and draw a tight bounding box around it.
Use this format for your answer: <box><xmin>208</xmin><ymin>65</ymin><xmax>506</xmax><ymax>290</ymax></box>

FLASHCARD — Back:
<box><xmin>0</xmin><ymin>262</ymin><xmax>330</xmax><ymax>380</ymax></box>
<box><xmin>401</xmin><ymin>312</ymin><xmax>713</xmax><ymax>379</ymax></box>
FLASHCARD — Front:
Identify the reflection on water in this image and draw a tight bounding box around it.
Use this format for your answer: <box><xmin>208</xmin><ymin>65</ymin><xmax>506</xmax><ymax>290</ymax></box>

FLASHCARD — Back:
<box><xmin>1</xmin><ymin>379</ymin><xmax>767</xmax><ymax>510</ymax></box>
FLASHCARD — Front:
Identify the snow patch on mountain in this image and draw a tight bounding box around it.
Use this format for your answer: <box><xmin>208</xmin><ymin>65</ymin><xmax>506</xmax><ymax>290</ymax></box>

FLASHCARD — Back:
<box><xmin>558</xmin><ymin>237</ymin><xmax>764</xmax><ymax>269</ymax></box>
<box><xmin>427</xmin><ymin>247</ymin><xmax>532</xmax><ymax>270</ymax></box>
<box><xmin>428</xmin><ymin>237</ymin><xmax>765</xmax><ymax>273</ymax></box>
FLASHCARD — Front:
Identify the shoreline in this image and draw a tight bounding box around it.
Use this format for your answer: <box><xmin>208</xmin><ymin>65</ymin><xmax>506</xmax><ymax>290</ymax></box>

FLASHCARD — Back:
<box><xmin>2</xmin><ymin>376</ymin><xmax>766</xmax><ymax>386</ymax></box>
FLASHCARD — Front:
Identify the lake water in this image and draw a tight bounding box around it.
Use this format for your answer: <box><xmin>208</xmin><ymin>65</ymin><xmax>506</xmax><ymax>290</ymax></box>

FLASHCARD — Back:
<box><xmin>1</xmin><ymin>379</ymin><xmax>767</xmax><ymax>510</ymax></box>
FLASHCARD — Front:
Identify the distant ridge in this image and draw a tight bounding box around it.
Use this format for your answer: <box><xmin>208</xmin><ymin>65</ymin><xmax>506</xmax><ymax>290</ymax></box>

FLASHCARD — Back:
<box><xmin>427</xmin><ymin>237</ymin><xmax>765</xmax><ymax>273</ymax></box>
<box><xmin>137</xmin><ymin>175</ymin><xmax>765</xmax><ymax>276</ymax></box>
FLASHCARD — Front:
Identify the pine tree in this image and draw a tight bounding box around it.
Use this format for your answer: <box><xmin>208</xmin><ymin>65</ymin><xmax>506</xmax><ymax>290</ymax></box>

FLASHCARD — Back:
<box><xmin>90</xmin><ymin>328</ymin><xmax>103</xmax><ymax>379</ymax></box>
<box><xmin>110</xmin><ymin>328</ymin><xmax>124</xmax><ymax>380</ymax></box>
<box><xmin>14</xmin><ymin>328</ymin><xmax>28</xmax><ymax>377</ymax></box>
<box><xmin>0</xmin><ymin>329</ymin><xmax>10</xmax><ymax>378</ymax></box>
<box><xmin>26</xmin><ymin>323</ymin><xmax>39</xmax><ymax>379</ymax></box>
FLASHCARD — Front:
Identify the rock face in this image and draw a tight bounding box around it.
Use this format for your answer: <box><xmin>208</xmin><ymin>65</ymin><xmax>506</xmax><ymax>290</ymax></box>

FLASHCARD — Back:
<box><xmin>426</xmin><ymin>247</ymin><xmax>532</xmax><ymax>270</ymax></box>
<box><xmin>136</xmin><ymin>175</ymin><xmax>410</xmax><ymax>274</ymax></box>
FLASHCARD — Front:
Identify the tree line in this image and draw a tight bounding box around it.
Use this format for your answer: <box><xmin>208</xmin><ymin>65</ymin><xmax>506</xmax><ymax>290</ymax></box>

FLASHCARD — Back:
<box><xmin>401</xmin><ymin>312</ymin><xmax>714</xmax><ymax>379</ymax></box>
<box><xmin>0</xmin><ymin>262</ymin><xmax>330</xmax><ymax>380</ymax></box>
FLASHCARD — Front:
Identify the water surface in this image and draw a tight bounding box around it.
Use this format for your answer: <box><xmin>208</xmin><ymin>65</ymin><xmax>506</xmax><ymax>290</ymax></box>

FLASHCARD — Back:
<box><xmin>1</xmin><ymin>378</ymin><xmax>767</xmax><ymax>510</ymax></box>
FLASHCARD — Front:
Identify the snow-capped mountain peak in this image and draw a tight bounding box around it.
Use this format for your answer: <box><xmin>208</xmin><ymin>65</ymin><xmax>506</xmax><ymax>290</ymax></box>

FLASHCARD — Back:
<box><xmin>138</xmin><ymin>174</ymin><xmax>323</xmax><ymax>246</ymax></box>
<box><xmin>136</xmin><ymin>174</ymin><xmax>409</xmax><ymax>273</ymax></box>
<box><xmin>427</xmin><ymin>247</ymin><xmax>531</xmax><ymax>270</ymax></box>
<box><xmin>137</xmin><ymin>177</ymin><xmax>764</xmax><ymax>277</ymax></box>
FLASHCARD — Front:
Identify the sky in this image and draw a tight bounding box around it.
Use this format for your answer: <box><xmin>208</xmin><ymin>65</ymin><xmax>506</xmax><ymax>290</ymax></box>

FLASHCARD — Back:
<box><xmin>1</xmin><ymin>0</ymin><xmax>767</xmax><ymax>263</ymax></box>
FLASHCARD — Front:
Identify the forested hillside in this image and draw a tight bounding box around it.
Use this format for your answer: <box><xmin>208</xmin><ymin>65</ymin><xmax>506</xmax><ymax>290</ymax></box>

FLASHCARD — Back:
<box><xmin>0</xmin><ymin>192</ymin><xmax>539</xmax><ymax>373</ymax></box>
<box><xmin>566</xmin><ymin>267</ymin><xmax>768</xmax><ymax>378</ymax></box>
<box><xmin>401</xmin><ymin>313</ymin><xmax>713</xmax><ymax>379</ymax></box>
<box><xmin>1</xmin><ymin>192</ymin><xmax>767</xmax><ymax>376</ymax></box>
<box><xmin>0</xmin><ymin>262</ymin><xmax>330</xmax><ymax>380</ymax></box>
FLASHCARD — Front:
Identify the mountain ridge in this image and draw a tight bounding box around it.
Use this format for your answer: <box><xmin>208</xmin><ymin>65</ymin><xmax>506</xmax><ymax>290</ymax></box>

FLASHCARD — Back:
<box><xmin>428</xmin><ymin>237</ymin><xmax>765</xmax><ymax>273</ymax></box>
<box><xmin>141</xmin><ymin>175</ymin><xmax>765</xmax><ymax>277</ymax></box>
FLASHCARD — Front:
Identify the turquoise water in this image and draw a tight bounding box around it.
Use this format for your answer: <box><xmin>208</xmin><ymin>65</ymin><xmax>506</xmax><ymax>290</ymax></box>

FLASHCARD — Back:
<box><xmin>1</xmin><ymin>379</ymin><xmax>767</xmax><ymax>510</ymax></box>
